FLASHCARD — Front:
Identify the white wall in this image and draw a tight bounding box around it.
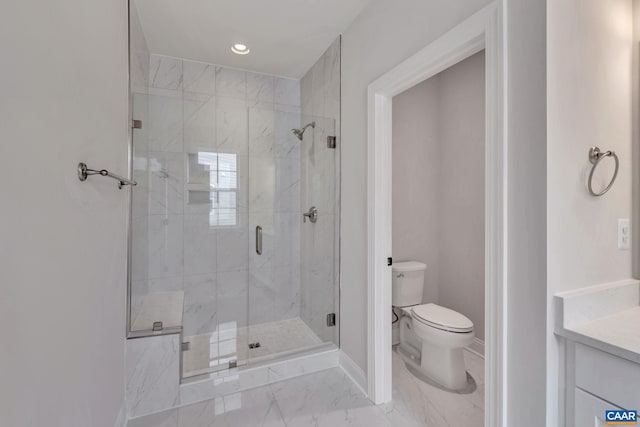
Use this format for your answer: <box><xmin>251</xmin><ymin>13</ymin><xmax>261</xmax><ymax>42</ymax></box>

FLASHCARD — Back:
<box><xmin>340</xmin><ymin>0</ymin><xmax>493</xmax><ymax>377</ymax></box>
<box><xmin>547</xmin><ymin>1</ymin><xmax>633</xmax><ymax>425</ymax></box>
<box><xmin>0</xmin><ymin>0</ymin><xmax>128</xmax><ymax>426</ymax></box>
<box><xmin>392</xmin><ymin>52</ymin><xmax>486</xmax><ymax>340</ymax></box>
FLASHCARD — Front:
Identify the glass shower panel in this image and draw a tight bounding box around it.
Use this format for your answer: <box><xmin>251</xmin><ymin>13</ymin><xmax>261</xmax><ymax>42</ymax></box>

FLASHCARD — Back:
<box><xmin>128</xmin><ymin>64</ymin><xmax>251</xmax><ymax>379</ymax></box>
<box><xmin>130</xmin><ymin>91</ymin><xmax>186</xmax><ymax>334</ymax></box>
<box><xmin>246</xmin><ymin>107</ymin><xmax>337</xmax><ymax>363</ymax></box>
<box><xmin>299</xmin><ymin>115</ymin><xmax>339</xmax><ymax>346</ymax></box>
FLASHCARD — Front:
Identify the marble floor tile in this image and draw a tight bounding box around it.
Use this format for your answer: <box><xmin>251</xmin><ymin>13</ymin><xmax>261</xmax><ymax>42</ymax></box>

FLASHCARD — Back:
<box><xmin>178</xmin><ymin>386</ymin><xmax>285</xmax><ymax>427</ymax></box>
<box><xmin>269</xmin><ymin>367</ymin><xmax>375</xmax><ymax>426</ymax></box>
<box><xmin>129</xmin><ymin>348</ymin><xmax>484</xmax><ymax>427</ymax></box>
<box><xmin>383</xmin><ymin>347</ymin><xmax>485</xmax><ymax>427</ymax></box>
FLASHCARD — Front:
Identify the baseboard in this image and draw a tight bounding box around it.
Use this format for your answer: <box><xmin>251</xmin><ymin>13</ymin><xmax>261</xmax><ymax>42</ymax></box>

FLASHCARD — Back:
<box><xmin>338</xmin><ymin>349</ymin><xmax>368</xmax><ymax>396</ymax></box>
<box><xmin>466</xmin><ymin>337</ymin><xmax>485</xmax><ymax>358</ymax></box>
<box><xmin>114</xmin><ymin>400</ymin><xmax>127</xmax><ymax>427</ymax></box>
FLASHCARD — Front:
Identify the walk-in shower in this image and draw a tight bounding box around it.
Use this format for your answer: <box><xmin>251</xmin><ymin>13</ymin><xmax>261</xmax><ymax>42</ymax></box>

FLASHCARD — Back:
<box><xmin>128</xmin><ymin>0</ymin><xmax>341</xmax><ymax>382</ymax></box>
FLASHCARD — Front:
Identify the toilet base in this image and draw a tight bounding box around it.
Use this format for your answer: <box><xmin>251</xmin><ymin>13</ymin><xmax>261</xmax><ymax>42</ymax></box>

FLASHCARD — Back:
<box><xmin>396</xmin><ymin>345</ymin><xmax>477</xmax><ymax>394</ymax></box>
<box><xmin>421</xmin><ymin>338</ymin><xmax>467</xmax><ymax>389</ymax></box>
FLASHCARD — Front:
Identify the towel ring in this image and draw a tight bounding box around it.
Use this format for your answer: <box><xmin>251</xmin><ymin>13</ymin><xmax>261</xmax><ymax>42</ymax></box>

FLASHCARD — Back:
<box><xmin>588</xmin><ymin>146</ymin><xmax>619</xmax><ymax>197</ymax></box>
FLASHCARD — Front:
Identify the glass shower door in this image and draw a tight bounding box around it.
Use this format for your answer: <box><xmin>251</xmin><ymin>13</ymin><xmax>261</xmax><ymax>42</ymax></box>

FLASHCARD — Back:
<box><xmin>246</xmin><ymin>106</ymin><xmax>338</xmax><ymax>363</ymax></box>
<box><xmin>180</xmin><ymin>94</ymin><xmax>251</xmax><ymax>377</ymax></box>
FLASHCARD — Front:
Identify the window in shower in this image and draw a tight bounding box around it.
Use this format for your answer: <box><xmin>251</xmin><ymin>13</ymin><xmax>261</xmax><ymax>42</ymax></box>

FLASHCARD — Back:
<box><xmin>187</xmin><ymin>152</ymin><xmax>239</xmax><ymax>228</ymax></box>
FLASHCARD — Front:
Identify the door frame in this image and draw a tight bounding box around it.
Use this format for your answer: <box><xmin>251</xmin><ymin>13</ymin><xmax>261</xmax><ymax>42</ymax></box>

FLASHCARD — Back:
<box><xmin>366</xmin><ymin>3</ymin><xmax>506</xmax><ymax>426</ymax></box>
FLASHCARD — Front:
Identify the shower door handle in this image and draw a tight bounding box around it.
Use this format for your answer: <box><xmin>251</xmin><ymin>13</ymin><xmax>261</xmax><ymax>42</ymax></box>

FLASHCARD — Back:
<box><xmin>256</xmin><ymin>225</ymin><xmax>262</xmax><ymax>255</ymax></box>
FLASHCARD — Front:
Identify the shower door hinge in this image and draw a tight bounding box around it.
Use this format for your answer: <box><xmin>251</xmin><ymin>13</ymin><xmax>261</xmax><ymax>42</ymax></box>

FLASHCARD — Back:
<box><xmin>248</xmin><ymin>342</ymin><xmax>261</xmax><ymax>349</ymax></box>
<box><xmin>132</xmin><ymin>119</ymin><xmax>143</xmax><ymax>129</ymax></box>
<box><xmin>327</xmin><ymin>136</ymin><xmax>337</xmax><ymax>149</ymax></box>
<box><xmin>181</xmin><ymin>342</ymin><xmax>191</xmax><ymax>351</ymax></box>
<box><xmin>387</xmin><ymin>257</ymin><xmax>393</xmax><ymax>266</ymax></box>
<box><xmin>327</xmin><ymin>313</ymin><xmax>336</xmax><ymax>327</ymax></box>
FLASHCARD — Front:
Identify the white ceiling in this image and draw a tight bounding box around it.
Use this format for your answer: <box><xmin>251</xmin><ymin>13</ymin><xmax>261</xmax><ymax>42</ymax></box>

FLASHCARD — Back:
<box><xmin>134</xmin><ymin>0</ymin><xmax>371</xmax><ymax>78</ymax></box>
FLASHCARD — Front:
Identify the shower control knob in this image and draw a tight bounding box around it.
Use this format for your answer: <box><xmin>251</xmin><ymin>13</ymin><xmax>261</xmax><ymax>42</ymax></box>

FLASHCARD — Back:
<box><xmin>303</xmin><ymin>206</ymin><xmax>318</xmax><ymax>223</ymax></box>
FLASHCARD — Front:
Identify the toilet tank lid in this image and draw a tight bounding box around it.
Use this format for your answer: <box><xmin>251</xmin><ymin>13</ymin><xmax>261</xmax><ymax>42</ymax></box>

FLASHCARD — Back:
<box><xmin>392</xmin><ymin>261</ymin><xmax>427</xmax><ymax>272</ymax></box>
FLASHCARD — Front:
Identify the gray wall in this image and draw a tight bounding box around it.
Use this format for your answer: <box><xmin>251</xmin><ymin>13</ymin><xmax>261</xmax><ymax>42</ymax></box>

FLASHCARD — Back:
<box><xmin>0</xmin><ymin>0</ymin><xmax>129</xmax><ymax>426</ymax></box>
<box><xmin>392</xmin><ymin>51</ymin><xmax>486</xmax><ymax>341</ymax></box>
<box><xmin>392</xmin><ymin>76</ymin><xmax>442</xmax><ymax>305</ymax></box>
<box><xmin>438</xmin><ymin>52</ymin><xmax>485</xmax><ymax>341</ymax></box>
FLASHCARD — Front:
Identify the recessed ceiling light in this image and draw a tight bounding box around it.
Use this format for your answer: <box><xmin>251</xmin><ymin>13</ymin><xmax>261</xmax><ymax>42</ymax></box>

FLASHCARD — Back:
<box><xmin>231</xmin><ymin>44</ymin><xmax>250</xmax><ymax>55</ymax></box>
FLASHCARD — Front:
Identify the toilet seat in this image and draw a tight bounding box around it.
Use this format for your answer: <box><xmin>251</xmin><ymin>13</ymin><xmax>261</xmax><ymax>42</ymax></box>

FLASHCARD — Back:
<box><xmin>411</xmin><ymin>303</ymin><xmax>473</xmax><ymax>333</ymax></box>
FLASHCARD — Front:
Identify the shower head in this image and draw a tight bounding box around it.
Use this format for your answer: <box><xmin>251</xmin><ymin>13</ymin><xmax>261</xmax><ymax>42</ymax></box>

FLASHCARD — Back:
<box><xmin>292</xmin><ymin>122</ymin><xmax>316</xmax><ymax>141</ymax></box>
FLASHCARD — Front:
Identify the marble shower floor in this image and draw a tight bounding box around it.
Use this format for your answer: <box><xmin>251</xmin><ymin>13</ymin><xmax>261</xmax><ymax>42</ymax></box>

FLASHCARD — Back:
<box><xmin>183</xmin><ymin>317</ymin><xmax>324</xmax><ymax>378</ymax></box>
<box><xmin>130</xmin><ymin>349</ymin><xmax>484</xmax><ymax>427</ymax></box>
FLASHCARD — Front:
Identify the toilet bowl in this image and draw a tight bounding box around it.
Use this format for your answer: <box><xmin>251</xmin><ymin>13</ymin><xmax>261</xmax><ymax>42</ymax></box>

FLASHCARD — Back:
<box><xmin>392</xmin><ymin>261</ymin><xmax>475</xmax><ymax>391</ymax></box>
<box><xmin>403</xmin><ymin>304</ymin><xmax>474</xmax><ymax>390</ymax></box>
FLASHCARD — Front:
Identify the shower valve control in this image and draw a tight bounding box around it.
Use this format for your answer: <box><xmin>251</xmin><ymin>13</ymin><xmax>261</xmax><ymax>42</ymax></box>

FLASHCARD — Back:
<box><xmin>303</xmin><ymin>206</ymin><xmax>318</xmax><ymax>223</ymax></box>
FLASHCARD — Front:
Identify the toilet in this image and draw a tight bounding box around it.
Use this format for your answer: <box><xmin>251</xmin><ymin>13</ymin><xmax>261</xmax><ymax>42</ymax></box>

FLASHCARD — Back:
<box><xmin>392</xmin><ymin>261</ymin><xmax>474</xmax><ymax>391</ymax></box>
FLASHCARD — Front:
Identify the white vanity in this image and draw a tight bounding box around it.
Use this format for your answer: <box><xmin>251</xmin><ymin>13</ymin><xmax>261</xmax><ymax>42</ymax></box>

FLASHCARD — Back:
<box><xmin>555</xmin><ymin>279</ymin><xmax>640</xmax><ymax>427</ymax></box>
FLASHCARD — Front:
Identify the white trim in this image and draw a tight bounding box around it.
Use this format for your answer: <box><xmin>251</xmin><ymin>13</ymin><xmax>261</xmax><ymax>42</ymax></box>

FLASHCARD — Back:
<box><xmin>366</xmin><ymin>3</ymin><xmax>505</xmax><ymax>427</ymax></box>
<box><xmin>339</xmin><ymin>349</ymin><xmax>368</xmax><ymax>396</ymax></box>
<box><xmin>467</xmin><ymin>338</ymin><xmax>486</xmax><ymax>359</ymax></box>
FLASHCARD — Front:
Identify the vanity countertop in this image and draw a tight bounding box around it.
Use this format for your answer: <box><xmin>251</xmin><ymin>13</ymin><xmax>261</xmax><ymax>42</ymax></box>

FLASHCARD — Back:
<box><xmin>555</xmin><ymin>279</ymin><xmax>640</xmax><ymax>364</ymax></box>
<box><xmin>560</xmin><ymin>306</ymin><xmax>640</xmax><ymax>364</ymax></box>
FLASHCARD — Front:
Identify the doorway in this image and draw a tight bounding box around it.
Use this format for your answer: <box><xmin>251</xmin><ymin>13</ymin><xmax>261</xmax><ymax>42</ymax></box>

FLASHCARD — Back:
<box><xmin>390</xmin><ymin>49</ymin><xmax>485</xmax><ymax>425</ymax></box>
<box><xmin>366</xmin><ymin>4</ymin><xmax>505</xmax><ymax>426</ymax></box>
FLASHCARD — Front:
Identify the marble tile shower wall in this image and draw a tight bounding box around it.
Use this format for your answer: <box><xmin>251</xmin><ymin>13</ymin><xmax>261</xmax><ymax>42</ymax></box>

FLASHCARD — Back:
<box><xmin>131</xmin><ymin>53</ymin><xmax>302</xmax><ymax>338</ymax></box>
<box><xmin>300</xmin><ymin>38</ymin><xmax>341</xmax><ymax>343</ymax></box>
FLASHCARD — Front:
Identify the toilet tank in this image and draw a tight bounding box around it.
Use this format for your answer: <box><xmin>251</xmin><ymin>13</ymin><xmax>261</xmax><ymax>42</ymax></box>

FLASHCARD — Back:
<box><xmin>392</xmin><ymin>261</ymin><xmax>427</xmax><ymax>307</ymax></box>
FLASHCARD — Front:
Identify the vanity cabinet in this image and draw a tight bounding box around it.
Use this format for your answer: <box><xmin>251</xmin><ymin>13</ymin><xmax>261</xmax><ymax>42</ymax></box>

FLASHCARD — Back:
<box><xmin>574</xmin><ymin>388</ymin><xmax>619</xmax><ymax>427</ymax></box>
<box><xmin>566</xmin><ymin>342</ymin><xmax>640</xmax><ymax>427</ymax></box>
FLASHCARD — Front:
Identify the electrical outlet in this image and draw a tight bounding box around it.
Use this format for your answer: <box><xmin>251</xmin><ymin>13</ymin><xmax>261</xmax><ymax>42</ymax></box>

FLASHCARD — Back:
<box><xmin>618</xmin><ymin>218</ymin><xmax>630</xmax><ymax>250</ymax></box>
